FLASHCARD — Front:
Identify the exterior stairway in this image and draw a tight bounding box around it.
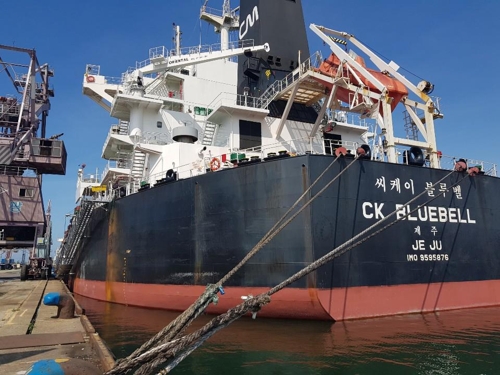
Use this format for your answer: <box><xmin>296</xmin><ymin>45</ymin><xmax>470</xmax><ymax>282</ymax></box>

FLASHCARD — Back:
<box><xmin>64</xmin><ymin>201</ymin><xmax>96</xmax><ymax>265</ymax></box>
<box><xmin>118</xmin><ymin>120</ymin><xmax>129</xmax><ymax>135</ymax></box>
<box><xmin>202</xmin><ymin>122</ymin><xmax>218</xmax><ymax>146</ymax></box>
<box><xmin>131</xmin><ymin>150</ymin><xmax>147</xmax><ymax>191</ymax></box>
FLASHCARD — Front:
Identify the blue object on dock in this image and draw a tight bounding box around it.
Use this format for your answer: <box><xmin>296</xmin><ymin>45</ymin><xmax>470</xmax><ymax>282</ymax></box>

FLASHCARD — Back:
<box><xmin>26</xmin><ymin>359</ymin><xmax>64</xmax><ymax>375</ymax></box>
<box><xmin>218</xmin><ymin>286</ymin><xmax>225</xmax><ymax>295</ymax></box>
<box><xmin>26</xmin><ymin>358</ymin><xmax>101</xmax><ymax>374</ymax></box>
<box><xmin>43</xmin><ymin>292</ymin><xmax>61</xmax><ymax>306</ymax></box>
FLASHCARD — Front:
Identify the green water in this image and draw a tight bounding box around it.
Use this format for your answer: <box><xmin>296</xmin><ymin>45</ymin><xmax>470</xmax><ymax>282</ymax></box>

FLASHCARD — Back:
<box><xmin>77</xmin><ymin>296</ymin><xmax>500</xmax><ymax>374</ymax></box>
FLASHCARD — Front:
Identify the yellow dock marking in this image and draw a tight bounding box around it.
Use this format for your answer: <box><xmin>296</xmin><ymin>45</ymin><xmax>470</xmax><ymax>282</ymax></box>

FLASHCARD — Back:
<box><xmin>6</xmin><ymin>310</ymin><xmax>19</xmax><ymax>324</ymax></box>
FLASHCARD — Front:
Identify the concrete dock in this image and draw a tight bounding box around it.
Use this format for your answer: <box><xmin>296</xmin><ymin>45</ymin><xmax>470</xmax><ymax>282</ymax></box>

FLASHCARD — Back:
<box><xmin>0</xmin><ymin>269</ymin><xmax>115</xmax><ymax>374</ymax></box>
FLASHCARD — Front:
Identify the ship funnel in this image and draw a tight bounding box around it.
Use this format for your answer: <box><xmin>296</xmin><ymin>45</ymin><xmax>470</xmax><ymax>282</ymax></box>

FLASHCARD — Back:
<box><xmin>237</xmin><ymin>0</ymin><xmax>309</xmax><ymax>96</ymax></box>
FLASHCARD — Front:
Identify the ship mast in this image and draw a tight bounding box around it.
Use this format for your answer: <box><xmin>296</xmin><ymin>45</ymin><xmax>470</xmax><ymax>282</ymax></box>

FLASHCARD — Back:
<box><xmin>173</xmin><ymin>23</ymin><xmax>181</xmax><ymax>56</ymax></box>
<box><xmin>200</xmin><ymin>0</ymin><xmax>240</xmax><ymax>51</ymax></box>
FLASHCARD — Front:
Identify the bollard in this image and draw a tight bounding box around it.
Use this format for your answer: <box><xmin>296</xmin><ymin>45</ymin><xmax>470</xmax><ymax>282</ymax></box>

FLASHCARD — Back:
<box><xmin>43</xmin><ymin>292</ymin><xmax>76</xmax><ymax>319</ymax></box>
<box><xmin>26</xmin><ymin>358</ymin><xmax>101</xmax><ymax>375</ymax></box>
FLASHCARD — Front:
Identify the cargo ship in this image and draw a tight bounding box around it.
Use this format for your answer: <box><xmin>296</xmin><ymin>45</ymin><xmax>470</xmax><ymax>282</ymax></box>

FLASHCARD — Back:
<box><xmin>56</xmin><ymin>0</ymin><xmax>500</xmax><ymax>321</ymax></box>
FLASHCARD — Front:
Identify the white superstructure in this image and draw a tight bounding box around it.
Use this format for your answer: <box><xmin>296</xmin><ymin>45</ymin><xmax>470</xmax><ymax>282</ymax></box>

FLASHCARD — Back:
<box><xmin>80</xmin><ymin>2</ymin><xmax>496</xmax><ymax>201</ymax></box>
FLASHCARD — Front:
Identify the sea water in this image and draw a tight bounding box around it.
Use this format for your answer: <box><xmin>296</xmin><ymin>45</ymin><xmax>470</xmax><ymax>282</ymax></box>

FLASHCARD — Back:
<box><xmin>77</xmin><ymin>295</ymin><xmax>500</xmax><ymax>374</ymax></box>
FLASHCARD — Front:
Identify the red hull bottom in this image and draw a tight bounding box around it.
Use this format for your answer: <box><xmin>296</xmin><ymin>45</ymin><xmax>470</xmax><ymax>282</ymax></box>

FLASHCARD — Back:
<box><xmin>73</xmin><ymin>278</ymin><xmax>500</xmax><ymax>321</ymax></box>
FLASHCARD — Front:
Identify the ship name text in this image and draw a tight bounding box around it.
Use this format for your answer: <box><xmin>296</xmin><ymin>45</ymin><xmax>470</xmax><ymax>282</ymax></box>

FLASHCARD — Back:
<box><xmin>361</xmin><ymin>202</ymin><xmax>476</xmax><ymax>224</ymax></box>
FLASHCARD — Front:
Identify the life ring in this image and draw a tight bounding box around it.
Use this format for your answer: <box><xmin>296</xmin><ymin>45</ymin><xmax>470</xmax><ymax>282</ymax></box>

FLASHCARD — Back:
<box><xmin>210</xmin><ymin>157</ymin><xmax>221</xmax><ymax>172</ymax></box>
<box><xmin>86</xmin><ymin>75</ymin><xmax>95</xmax><ymax>83</ymax></box>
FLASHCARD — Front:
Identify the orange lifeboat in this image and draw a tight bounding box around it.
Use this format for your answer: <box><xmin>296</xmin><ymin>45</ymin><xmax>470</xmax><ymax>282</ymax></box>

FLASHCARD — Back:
<box><xmin>314</xmin><ymin>53</ymin><xmax>408</xmax><ymax>113</ymax></box>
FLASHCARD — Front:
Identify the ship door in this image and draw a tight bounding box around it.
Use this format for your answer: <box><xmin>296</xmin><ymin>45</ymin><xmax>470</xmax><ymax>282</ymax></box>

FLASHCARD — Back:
<box><xmin>239</xmin><ymin>120</ymin><xmax>262</xmax><ymax>150</ymax></box>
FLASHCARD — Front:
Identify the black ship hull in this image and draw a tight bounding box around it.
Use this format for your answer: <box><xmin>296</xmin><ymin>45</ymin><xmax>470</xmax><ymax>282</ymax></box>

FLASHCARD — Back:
<box><xmin>71</xmin><ymin>155</ymin><xmax>500</xmax><ymax>320</ymax></box>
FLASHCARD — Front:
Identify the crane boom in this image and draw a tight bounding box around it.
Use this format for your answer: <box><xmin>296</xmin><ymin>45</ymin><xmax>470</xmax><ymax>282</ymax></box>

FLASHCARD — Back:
<box><xmin>137</xmin><ymin>42</ymin><xmax>270</xmax><ymax>76</ymax></box>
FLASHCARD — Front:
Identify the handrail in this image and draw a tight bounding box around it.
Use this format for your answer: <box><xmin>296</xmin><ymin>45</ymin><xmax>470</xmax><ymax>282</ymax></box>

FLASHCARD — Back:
<box><xmin>258</xmin><ymin>51</ymin><xmax>324</xmax><ymax>109</ymax></box>
<box><xmin>132</xmin><ymin>39</ymin><xmax>256</xmax><ymax>73</ymax></box>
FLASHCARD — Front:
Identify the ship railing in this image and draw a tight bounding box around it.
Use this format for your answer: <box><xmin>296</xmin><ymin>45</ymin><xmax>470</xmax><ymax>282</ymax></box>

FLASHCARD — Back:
<box><xmin>101</xmin><ymin>159</ymin><xmax>132</xmax><ymax>181</ymax></box>
<box><xmin>80</xmin><ymin>174</ymin><xmax>100</xmax><ymax>184</ymax></box>
<box><xmin>323</xmin><ymin>139</ymin><xmax>361</xmax><ymax>156</ymax></box>
<box><xmin>102</xmin><ymin>131</ymin><xmax>112</xmax><ymax>157</ymax></box>
<box><xmin>206</xmin><ymin>92</ymin><xmax>265</xmax><ymax>112</ymax></box>
<box><xmin>0</xmin><ymin>166</ymin><xmax>37</xmax><ymax>177</ymax></box>
<box><xmin>115</xmin><ymin>145</ymin><xmax>500</xmax><ymax>199</ymax></box>
<box><xmin>140</xmin><ymin>131</ymin><xmax>170</xmax><ymax>145</ymax></box>
<box><xmin>108</xmin><ymin>123</ymin><xmax>129</xmax><ymax>136</ymax></box>
<box><xmin>201</xmin><ymin>4</ymin><xmax>239</xmax><ymax>19</ymax></box>
<box><xmin>85</xmin><ymin>64</ymin><xmax>100</xmax><ymax>76</ymax></box>
<box><xmin>258</xmin><ymin>51</ymin><xmax>324</xmax><ymax>109</ymax></box>
<box><xmin>143</xmin><ymin>135</ymin><xmax>325</xmax><ymax>186</ymax></box>
<box><xmin>172</xmin><ymin>39</ymin><xmax>254</xmax><ymax>57</ymax></box>
<box><xmin>200</xmin><ymin>5</ymin><xmax>224</xmax><ymax>18</ymax></box>
<box><xmin>439</xmin><ymin>155</ymin><xmax>497</xmax><ymax>176</ymax></box>
<box><xmin>133</xmin><ymin>39</ymin><xmax>256</xmax><ymax>72</ymax></box>
<box><xmin>377</xmin><ymin>148</ymin><xmax>499</xmax><ymax>177</ymax></box>
<box><xmin>103</xmin><ymin>76</ymin><xmax>123</xmax><ymax>85</ymax></box>
<box><xmin>318</xmin><ymin>104</ymin><xmax>373</xmax><ymax>128</ymax></box>
<box><xmin>85</xmin><ymin>64</ymin><xmax>123</xmax><ymax>86</ymax></box>
<box><xmin>121</xmin><ymin>67</ymin><xmax>136</xmax><ymax>84</ymax></box>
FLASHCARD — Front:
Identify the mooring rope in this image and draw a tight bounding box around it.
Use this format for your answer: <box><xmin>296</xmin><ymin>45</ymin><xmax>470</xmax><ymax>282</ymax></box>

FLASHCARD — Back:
<box><xmin>219</xmin><ymin>154</ymin><xmax>359</xmax><ymax>286</ymax></box>
<box><xmin>111</xmin><ymin>166</ymin><xmax>469</xmax><ymax>374</ymax></box>
<box><xmin>143</xmin><ymin>171</ymin><xmax>469</xmax><ymax>375</ymax></box>
<box><xmin>106</xmin><ymin>295</ymin><xmax>271</xmax><ymax>375</ymax></box>
<box><xmin>266</xmin><ymin>172</ymin><xmax>468</xmax><ymax>296</ymax></box>
<box><xmin>120</xmin><ymin>154</ymin><xmax>356</xmax><ymax>364</ymax></box>
<box><xmin>159</xmin><ymin>171</ymin><xmax>468</xmax><ymax>374</ymax></box>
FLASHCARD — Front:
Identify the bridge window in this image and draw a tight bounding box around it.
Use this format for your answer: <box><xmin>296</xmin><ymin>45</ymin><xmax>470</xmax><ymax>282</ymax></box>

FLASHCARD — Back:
<box><xmin>19</xmin><ymin>188</ymin><xmax>34</xmax><ymax>198</ymax></box>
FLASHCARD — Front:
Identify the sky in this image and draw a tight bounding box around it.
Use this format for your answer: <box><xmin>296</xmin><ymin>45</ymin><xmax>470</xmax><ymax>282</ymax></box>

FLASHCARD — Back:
<box><xmin>0</xmin><ymin>0</ymin><xmax>499</xmax><ymax>258</ymax></box>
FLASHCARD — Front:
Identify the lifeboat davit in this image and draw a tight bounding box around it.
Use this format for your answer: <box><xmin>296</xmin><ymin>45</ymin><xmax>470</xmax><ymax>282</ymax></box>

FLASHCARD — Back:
<box><xmin>314</xmin><ymin>53</ymin><xmax>408</xmax><ymax>113</ymax></box>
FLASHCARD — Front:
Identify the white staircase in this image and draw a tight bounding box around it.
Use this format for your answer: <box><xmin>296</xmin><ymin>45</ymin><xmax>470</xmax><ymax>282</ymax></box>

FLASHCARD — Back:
<box><xmin>118</xmin><ymin>120</ymin><xmax>129</xmax><ymax>135</ymax></box>
<box><xmin>202</xmin><ymin>122</ymin><xmax>218</xmax><ymax>146</ymax></box>
<box><xmin>131</xmin><ymin>150</ymin><xmax>147</xmax><ymax>191</ymax></box>
<box><xmin>144</xmin><ymin>74</ymin><xmax>167</xmax><ymax>97</ymax></box>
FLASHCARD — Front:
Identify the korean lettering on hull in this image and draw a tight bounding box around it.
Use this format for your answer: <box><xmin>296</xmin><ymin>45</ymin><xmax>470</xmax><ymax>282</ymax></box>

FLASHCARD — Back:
<box><xmin>362</xmin><ymin>175</ymin><xmax>475</xmax><ymax>263</ymax></box>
